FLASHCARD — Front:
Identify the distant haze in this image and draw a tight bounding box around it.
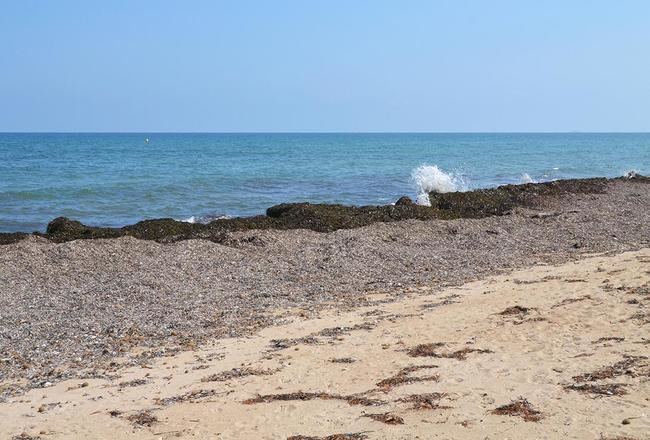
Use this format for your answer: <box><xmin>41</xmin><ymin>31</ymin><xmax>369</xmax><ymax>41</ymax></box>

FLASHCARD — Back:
<box><xmin>1</xmin><ymin>1</ymin><xmax>649</xmax><ymax>132</ymax></box>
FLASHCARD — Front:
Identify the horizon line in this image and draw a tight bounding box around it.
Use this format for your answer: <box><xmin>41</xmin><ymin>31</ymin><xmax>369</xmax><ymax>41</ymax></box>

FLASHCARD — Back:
<box><xmin>2</xmin><ymin>131</ymin><xmax>650</xmax><ymax>135</ymax></box>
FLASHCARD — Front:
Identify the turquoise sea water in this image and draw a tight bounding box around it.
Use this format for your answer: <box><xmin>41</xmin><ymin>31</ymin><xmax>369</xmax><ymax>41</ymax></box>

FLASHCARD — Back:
<box><xmin>1</xmin><ymin>133</ymin><xmax>648</xmax><ymax>232</ymax></box>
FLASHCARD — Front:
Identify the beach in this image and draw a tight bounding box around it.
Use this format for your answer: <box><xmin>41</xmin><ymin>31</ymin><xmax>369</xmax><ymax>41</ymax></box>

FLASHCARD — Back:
<box><xmin>1</xmin><ymin>177</ymin><xmax>649</xmax><ymax>439</ymax></box>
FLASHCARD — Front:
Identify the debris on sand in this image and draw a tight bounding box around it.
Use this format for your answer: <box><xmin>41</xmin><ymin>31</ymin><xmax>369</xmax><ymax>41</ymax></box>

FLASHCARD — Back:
<box><xmin>201</xmin><ymin>367</ymin><xmax>279</xmax><ymax>382</ymax></box>
<box><xmin>330</xmin><ymin>358</ymin><xmax>356</xmax><ymax>363</ymax></box>
<box><xmin>270</xmin><ymin>336</ymin><xmax>320</xmax><ymax>350</ymax></box>
<box><xmin>317</xmin><ymin>322</ymin><xmax>376</xmax><ymax>337</ymax></box>
<box><xmin>363</xmin><ymin>412</ymin><xmax>404</xmax><ymax>425</ymax></box>
<box><xmin>287</xmin><ymin>434</ymin><xmax>368</xmax><ymax>440</ymax></box>
<box><xmin>405</xmin><ymin>343</ymin><xmax>445</xmax><ymax>357</ymax></box>
<box><xmin>498</xmin><ymin>305</ymin><xmax>534</xmax><ymax>316</ymax></box>
<box><xmin>376</xmin><ymin>365</ymin><xmax>439</xmax><ymax>391</ymax></box>
<box><xmin>551</xmin><ymin>295</ymin><xmax>591</xmax><ymax>308</ymax></box>
<box><xmin>154</xmin><ymin>389</ymin><xmax>229</xmax><ymax>406</ymax></box>
<box><xmin>491</xmin><ymin>398</ymin><xmax>544</xmax><ymax>422</ymax></box>
<box><xmin>126</xmin><ymin>410</ymin><xmax>158</xmax><ymax>427</ymax></box>
<box><xmin>406</xmin><ymin>344</ymin><xmax>492</xmax><ymax>360</ymax></box>
<box><xmin>592</xmin><ymin>336</ymin><xmax>625</xmax><ymax>344</ymax></box>
<box><xmin>564</xmin><ymin>383</ymin><xmax>628</xmax><ymax>397</ymax></box>
<box><xmin>12</xmin><ymin>434</ymin><xmax>41</xmax><ymax>440</ymax></box>
<box><xmin>242</xmin><ymin>391</ymin><xmax>384</xmax><ymax>407</ymax></box>
<box><xmin>397</xmin><ymin>393</ymin><xmax>450</xmax><ymax>410</ymax></box>
<box><xmin>572</xmin><ymin>356</ymin><xmax>648</xmax><ymax>382</ymax></box>
<box><xmin>118</xmin><ymin>378</ymin><xmax>148</xmax><ymax>388</ymax></box>
<box><xmin>420</xmin><ymin>294</ymin><xmax>460</xmax><ymax>310</ymax></box>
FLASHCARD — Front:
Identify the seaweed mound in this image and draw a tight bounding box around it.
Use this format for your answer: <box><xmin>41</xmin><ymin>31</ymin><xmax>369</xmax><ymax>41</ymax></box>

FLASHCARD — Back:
<box><xmin>0</xmin><ymin>176</ymin><xmax>646</xmax><ymax>245</ymax></box>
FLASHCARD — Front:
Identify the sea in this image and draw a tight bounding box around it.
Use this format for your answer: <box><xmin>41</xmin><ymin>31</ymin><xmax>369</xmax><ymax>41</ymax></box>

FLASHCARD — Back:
<box><xmin>1</xmin><ymin>133</ymin><xmax>648</xmax><ymax>233</ymax></box>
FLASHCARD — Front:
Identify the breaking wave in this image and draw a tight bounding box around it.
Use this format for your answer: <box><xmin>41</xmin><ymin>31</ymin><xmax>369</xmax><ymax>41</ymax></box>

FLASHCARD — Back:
<box><xmin>411</xmin><ymin>165</ymin><xmax>468</xmax><ymax>206</ymax></box>
<box><xmin>180</xmin><ymin>213</ymin><xmax>231</xmax><ymax>224</ymax></box>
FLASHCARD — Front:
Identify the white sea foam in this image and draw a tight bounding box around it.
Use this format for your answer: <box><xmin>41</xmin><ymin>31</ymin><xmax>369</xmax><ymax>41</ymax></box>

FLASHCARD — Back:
<box><xmin>180</xmin><ymin>214</ymin><xmax>231</xmax><ymax>224</ymax></box>
<box><xmin>411</xmin><ymin>165</ymin><xmax>467</xmax><ymax>206</ymax></box>
<box><xmin>520</xmin><ymin>173</ymin><xmax>536</xmax><ymax>184</ymax></box>
<box><xmin>623</xmin><ymin>169</ymin><xmax>640</xmax><ymax>179</ymax></box>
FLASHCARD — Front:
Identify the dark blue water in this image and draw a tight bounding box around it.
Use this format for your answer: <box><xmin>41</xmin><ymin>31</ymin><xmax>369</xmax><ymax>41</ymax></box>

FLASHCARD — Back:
<box><xmin>1</xmin><ymin>133</ymin><xmax>648</xmax><ymax>232</ymax></box>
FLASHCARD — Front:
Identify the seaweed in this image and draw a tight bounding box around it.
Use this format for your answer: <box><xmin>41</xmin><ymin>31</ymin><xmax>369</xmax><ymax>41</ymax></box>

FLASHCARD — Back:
<box><xmin>287</xmin><ymin>434</ymin><xmax>368</xmax><ymax>440</ymax></box>
<box><xmin>363</xmin><ymin>412</ymin><xmax>404</xmax><ymax>425</ymax></box>
<box><xmin>4</xmin><ymin>176</ymin><xmax>637</xmax><ymax>245</ymax></box>
<box><xmin>242</xmin><ymin>391</ymin><xmax>384</xmax><ymax>406</ymax></box>
<box><xmin>564</xmin><ymin>383</ymin><xmax>628</xmax><ymax>397</ymax></box>
<box><xmin>376</xmin><ymin>365</ymin><xmax>439</xmax><ymax>391</ymax></box>
<box><xmin>491</xmin><ymin>398</ymin><xmax>543</xmax><ymax>422</ymax></box>
<box><xmin>201</xmin><ymin>367</ymin><xmax>278</xmax><ymax>382</ymax></box>
<box><xmin>126</xmin><ymin>410</ymin><xmax>158</xmax><ymax>427</ymax></box>
<box><xmin>498</xmin><ymin>305</ymin><xmax>534</xmax><ymax>316</ymax></box>
<box><xmin>406</xmin><ymin>344</ymin><xmax>492</xmax><ymax>360</ymax></box>
<box><xmin>397</xmin><ymin>393</ymin><xmax>450</xmax><ymax>410</ymax></box>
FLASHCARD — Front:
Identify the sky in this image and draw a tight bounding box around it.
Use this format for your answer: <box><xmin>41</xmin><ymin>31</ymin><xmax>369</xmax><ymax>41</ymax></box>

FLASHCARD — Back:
<box><xmin>1</xmin><ymin>1</ymin><xmax>649</xmax><ymax>132</ymax></box>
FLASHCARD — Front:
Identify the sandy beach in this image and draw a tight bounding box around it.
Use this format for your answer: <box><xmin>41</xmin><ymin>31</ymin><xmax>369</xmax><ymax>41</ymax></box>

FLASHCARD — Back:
<box><xmin>1</xmin><ymin>249</ymin><xmax>648</xmax><ymax>439</ymax></box>
<box><xmin>1</xmin><ymin>178</ymin><xmax>649</xmax><ymax>439</ymax></box>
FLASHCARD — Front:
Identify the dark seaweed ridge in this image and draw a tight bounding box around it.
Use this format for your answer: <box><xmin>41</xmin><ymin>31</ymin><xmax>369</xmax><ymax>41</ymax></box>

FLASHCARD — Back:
<box><xmin>1</xmin><ymin>175</ymin><xmax>646</xmax><ymax>245</ymax></box>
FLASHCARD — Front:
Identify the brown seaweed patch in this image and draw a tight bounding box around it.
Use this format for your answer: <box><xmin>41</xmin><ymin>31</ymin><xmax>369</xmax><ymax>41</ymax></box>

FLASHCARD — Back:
<box><xmin>564</xmin><ymin>383</ymin><xmax>628</xmax><ymax>397</ymax></box>
<box><xmin>551</xmin><ymin>295</ymin><xmax>591</xmax><ymax>309</ymax></box>
<box><xmin>397</xmin><ymin>393</ymin><xmax>450</xmax><ymax>410</ymax></box>
<box><xmin>201</xmin><ymin>367</ymin><xmax>279</xmax><ymax>382</ymax></box>
<box><xmin>270</xmin><ymin>336</ymin><xmax>320</xmax><ymax>350</ymax></box>
<box><xmin>498</xmin><ymin>305</ymin><xmax>534</xmax><ymax>316</ymax></box>
<box><xmin>317</xmin><ymin>322</ymin><xmax>376</xmax><ymax>337</ymax></box>
<box><xmin>406</xmin><ymin>344</ymin><xmax>492</xmax><ymax>360</ymax></box>
<box><xmin>363</xmin><ymin>412</ymin><xmax>404</xmax><ymax>425</ymax></box>
<box><xmin>572</xmin><ymin>356</ymin><xmax>648</xmax><ymax>382</ymax></box>
<box><xmin>592</xmin><ymin>337</ymin><xmax>625</xmax><ymax>344</ymax></box>
<box><xmin>491</xmin><ymin>398</ymin><xmax>543</xmax><ymax>422</ymax></box>
<box><xmin>287</xmin><ymin>434</ymin><xmax>368</xmax><ymax>440</ymax></box>
<box><xmin>118</xmin><ymin>378</ymin><xmax>148</xmax><ymax>388</ymax></box>
<box><xmin>330</xmin><ymin>358</ymin><xmax>356</xmax><ymax>364</ymax></box>
<box><xmin>376</xmin><ymin>365</ymin><xmax>439</xmax><ymax>391</ymax></box>
<box><xmin>126</xmin><ymin>410</ymin><xmax>158</xmax><ymax>427</ymax></box>
<box><xmin>154</xmin><ymin>389</ymin><xmax>229</xmax><ymax>406</ymax></box>
<box><xmin>243</xmin><ymin>391</ymin><xmax>384</xmax><ymax>406</ymax></box>
<box><xmin>8</xmin><ymin>176</ymin><xmax>621</xmax><ymax>245</ymax></box>
<box><xmin>12</xmin><ymin>434</ymin><xmax>41</xmax><ymax>440</ymax></box>
<box><xmin>420</xmin><ymin>295</ymin><xmax>460</xmax><ymax>310</ymax></box>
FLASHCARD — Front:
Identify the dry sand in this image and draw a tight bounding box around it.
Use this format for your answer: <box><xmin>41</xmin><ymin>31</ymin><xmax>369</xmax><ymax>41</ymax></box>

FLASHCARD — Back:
<box><xmin>2</xmin><ymin>249</ymin><xmax>648</xmax><ymax>439</ymax></box>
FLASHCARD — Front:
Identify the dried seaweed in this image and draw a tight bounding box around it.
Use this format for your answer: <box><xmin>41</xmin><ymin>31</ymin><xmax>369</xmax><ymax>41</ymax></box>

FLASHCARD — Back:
<box><xmin>491</xmin><ymin>398</ymin><xmax>543</xmax><ymax>422</ymax></box>
<box><xmin>243</xmin><ymin>391</ymin><xmax>384</xmax><ymax>406</ymax></box>
<box><xmin>363</xmin><ymin>412</ymin><xmax>404</xmax><ymax>425</ymax></box>
<box><xmin>572</xmin><ymin>356</ymin><xmax>648</xmax><ymax>382</ymax></box>
<box><xmin>406</xmin><ymin>344</ymin><xmax>492</xmax><ymax>360</ymax></box>
<box><xmin>592</xmin><ymin>337</ymin><xmax>625</xmax><ymax>344</ymax></box>
<box><xmin>126</xmin><ymin>410</ymin><xmax>158</xmax><ymax>427</ymax></box>
<box><xmin>551</xmin><ymin>295</ymin><xmax>591</xmax><ymax>308</ymax></box>
<box><xmin>397</xmin><ymin>393</ymin><xmax>450</xmax><ymax>410</ymax></box>
<box><xmin>287</xmin><ymin>434</ymin><xmax>368</xmax><ymax>440</ymax></box>
<box><xmin>201</xmin><ymin>367</ymin><xmax>278</xmax><ymax>382</ymax></box>
<box><xmin>564</xmin><ymin>383</ymin><xmax>628</xmax><ymax>396</ymax></box>
<box><xmin>12</xmin><ymin>434</ymin><xmax>41</xmax><ymax>440</ymax></box>
<box><xmin>376</xmin><ymin>365</ymin><xmax>439</xmax><ymax>391</ymax></box>
<box><xmin>498</xmin><ymin>305</ymin><xmax>533</xmax><ymax>316</ymax></box>
<box><xmin>154</xmin><ymin>389</ymin><xmax>228</xmax><ymax>406</ymax></box>
<box><xmin>270</xmin><ymin>336</ymin><xmax>320</xmax><ymax>350</ymax></box>
<box><xmin>330</xmin><ymin>358</ymin><xmax>356</xmax><ymax>364</ymax></box>
<box><xmin>118</xmin><ymin>378</ymin><xmax>148</xmax><ymax>388</ymax></box>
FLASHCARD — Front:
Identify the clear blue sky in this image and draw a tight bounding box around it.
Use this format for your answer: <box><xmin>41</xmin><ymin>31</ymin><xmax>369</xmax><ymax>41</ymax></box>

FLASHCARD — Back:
<box><xmin>1</xmin><ymin>1</ymin><xmax>649</xmax><ymax>132</ymax></box>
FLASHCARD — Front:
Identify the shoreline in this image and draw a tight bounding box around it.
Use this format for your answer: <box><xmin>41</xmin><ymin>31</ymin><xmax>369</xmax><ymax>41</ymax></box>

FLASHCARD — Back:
<box><xmin>1</xmin><ymin>176</ymin><xmax>648</xmax><ymax>396</ymax></box>
<box><xmin>1</xmin><ymin>175</ymin><xmax>647</xmax><ymax>246</ymax></box>
<box><xmin>2</xmin><ymin>249</ymin><xmax>648</xmax><ymax>439</ymax></box>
